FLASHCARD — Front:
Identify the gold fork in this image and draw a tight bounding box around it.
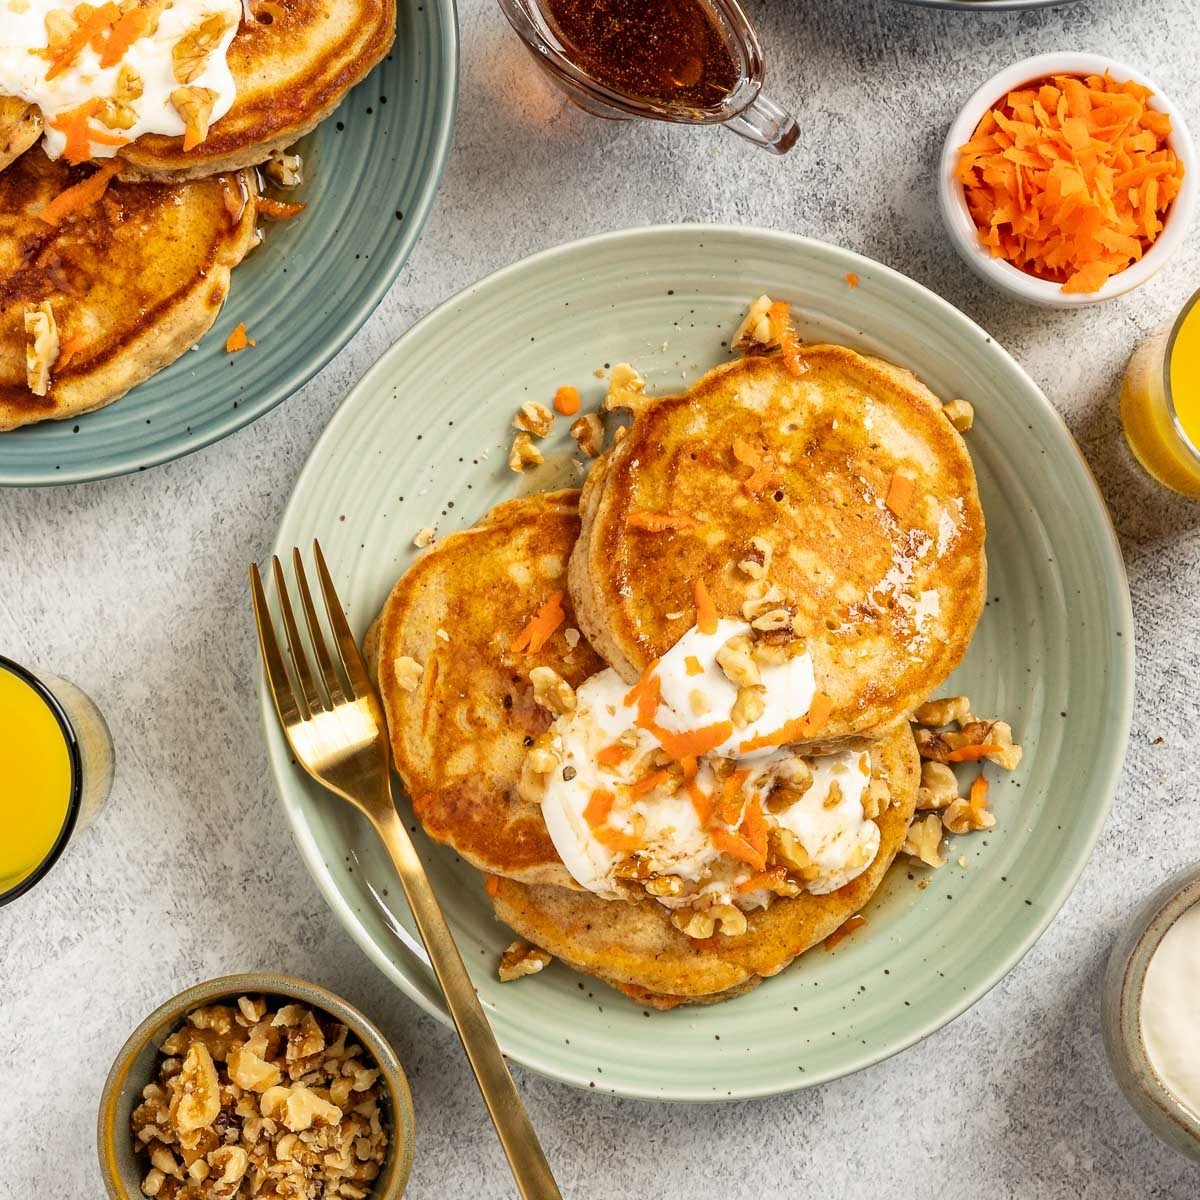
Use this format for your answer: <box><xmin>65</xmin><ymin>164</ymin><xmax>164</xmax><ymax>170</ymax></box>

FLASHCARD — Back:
<box><xmin>251</xmin><ymin>541</ymin><xmax>562</xmax><ymax>1200</ymax></box>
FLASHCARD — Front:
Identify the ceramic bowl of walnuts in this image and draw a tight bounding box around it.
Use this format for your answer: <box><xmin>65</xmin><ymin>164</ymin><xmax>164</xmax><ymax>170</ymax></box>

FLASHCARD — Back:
<box><xmin>98</xmin><ymin>974</ymin><xmax>415</xmax><ymax>1199</ymax></box>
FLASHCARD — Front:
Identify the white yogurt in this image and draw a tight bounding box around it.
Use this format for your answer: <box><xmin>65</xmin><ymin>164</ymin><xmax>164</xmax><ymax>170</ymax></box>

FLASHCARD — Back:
<box><xmin>1140</xmin><ymin>900</ymin><xmax>1200</xmax><ymax>1121</ymax></box>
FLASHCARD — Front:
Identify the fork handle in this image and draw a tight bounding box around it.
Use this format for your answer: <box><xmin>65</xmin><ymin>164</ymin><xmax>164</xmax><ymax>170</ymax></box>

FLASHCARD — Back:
<box><xmin>372</xmin><ymin>805</ymin><xmax>563</xmax><ymax>1199</ymax></box>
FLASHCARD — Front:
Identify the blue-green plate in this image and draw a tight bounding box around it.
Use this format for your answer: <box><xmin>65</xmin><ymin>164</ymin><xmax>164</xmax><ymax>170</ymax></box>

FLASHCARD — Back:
<box><xmin>262</xmin><ymin>226</ymin><xmax>1134</xmax><ymax>1101</ymax></box>
<box><xmin>0</xmin><ymin>0</ymin><xmax>458</xmax><ymax>487</ymax></box>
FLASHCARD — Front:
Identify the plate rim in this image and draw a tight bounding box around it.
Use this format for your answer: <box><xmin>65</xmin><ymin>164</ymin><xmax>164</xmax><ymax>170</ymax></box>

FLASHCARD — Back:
<box><xmin>0</xmin><ymin>0</ymin><xmax>460</xmax><ymax>488</ymax></box>
<box><xmin>262</xmin><ymin>222</ymin><xmax>1135</xmax><ymax>1101</ymax></box>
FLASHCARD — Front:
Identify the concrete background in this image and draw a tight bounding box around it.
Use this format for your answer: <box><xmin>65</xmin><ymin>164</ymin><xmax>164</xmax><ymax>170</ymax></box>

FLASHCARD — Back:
<box><xmin>3</xmin><ymin>0</ymin><xmax>1199</xmax><ymax>1195</ymax></box>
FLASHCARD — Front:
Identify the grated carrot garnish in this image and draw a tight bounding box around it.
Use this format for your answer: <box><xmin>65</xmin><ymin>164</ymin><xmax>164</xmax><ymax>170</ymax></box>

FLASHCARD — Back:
<box><xmin>767</xmin><ymin>300</ymin><xmax>806</xmax><ymax>377</ymax></box>
<box><xmin>484</xmin><ymin>874</ymin><xmax>501</xmax><ymax>897</ymax></box>
<box><xmin>693</xmin><ymin>579</ymin><xmax>718</xmax><ymax>635</ymax></box>
<box><xmin>593</xmin><ymin>825</ymin><xmax>643</xmax><ymax>851</ymax></box>
<box><xmin>957</xmin><ymin>72</ymin><xmax>1186</xmax><ymax>294</ymax></box>
<box><xmin>679</xmin><ymin>755</ymin><xmax>698</xmax><ymax>784</ymax></box>
<box><xmin>583</xmin><ymin>788</ymin><xmax>615</xmax><ymax>828</ymax></box>
<box><xmin>715</xmin><ymin>768</ymin><xmax>751</xmax><ymax>825</ymax></box>
<box><xmin>845</xmin><ymin>273</ymin><xmax>860</xmax><ymax>288</ymax></box>
<box><xmin>48</xmin><ymin>99</ymin><xmax>130</xmax><ymax>165</ymax></box>
<box><xmin>945</xmin><ymin>743</ymin><xmax>1003</xmax><ymax>763</ymax></box>
<box><xmin>687</xmin><ymin>779</ymin><xmax>713</xmax><ymax>825</ymax></box>
<box><xmin>684</xmin><ymin>655</ymin><xmax>704</xmax><ymax>676</ymax></box>
<box><xmin>45</xmin><ymin>3</ymin><xmax>119</xmax><ymax>79</ymax></box>
<box><xmin>732</xmin><ymin>436</ymin><xmax>777</xmax><ymax>496</ymax></box>
<box><xmin>96</xmin><ymin>6</ymin><xmax>148</xmax><ymax>67</ymax></box>
<box><xmin>629</xmin><ymin>770</ymin><xmax>670</xmax><ymax>797</ymax></box>
<box><xmin>736</xmin><ymin>867</ymin><xmax>785</xmax><ymax>894</ymax></box>
<box><xmin>627</xmin><ymin>510</ymin><xmax>698</xmax><ymax>532</ymax></box>
<box><xmin>510</xmin><ymin>590</ymin><xmax>565</xmax><ymax>653</ymax></box>
<box><xmin>737</xmin><ymin>692</ymin><xmax>833</xmax><ymax>753</ymax></box>
<box><xmin>553</xmin><ymin>385</ymin><xmax>580</xmax><ymax>416</ymax></box>
<box><xmin>597</xmin><ymin>743</ymin><xmax>631</xmax><ymax>766</ymax></box>
<box><xmin>968</xmin><ymin>772</ymin><xmax>990</xmax><ymax>821</ymax></box>
<box><xmin>654</xmin><ymin>720</ymin><xmax>732</xmax><ymax>760</ymax></box>
<box><xmin>225</xmin><ymin>322</ymin><xmax>255</xmax><ymax>353</ymax></box>
<box><xmin>257</xmin><ymin>197</ymin><xmax>306</xmax><ymax>220</ymax></box>
<box><xmin>739</xmin><ymin>795</ymin><xmax>769</xmax><ymax>864</ymax></box>
<box><xmin>624</xmin><ymin>660</ymin><xmax>661</xmax><ymax>726</ymax></box>
<box><xmin>37</xmin><ymin>158</ymin><xmax>122</xmax><ymax>226</ymax></box>
<box><xmin>885</xmin><ymin>473</ymin><xmax>915</xmax><ymax>519</ymax></box>
<box><xmin>711</xmin><ymin>827</ymin><xmax>767</xmax><ymax>872</ymax></box>
<box><xmin>56</xmin><ymin>333</ymin><xmax>87</xmax><ymax>371</ymax></box>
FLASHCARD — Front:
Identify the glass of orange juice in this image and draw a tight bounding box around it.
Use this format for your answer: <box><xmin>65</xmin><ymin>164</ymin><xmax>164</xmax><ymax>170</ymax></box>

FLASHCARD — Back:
<box><xmin>1121</xmin><ymin>289</ymin><xmax>1200</xmax><ymax>497</ymax></box>
<box><xmin>0</xmin><ymin>656</ymin><xmax>114</xmax><ymax>906</ymax></box>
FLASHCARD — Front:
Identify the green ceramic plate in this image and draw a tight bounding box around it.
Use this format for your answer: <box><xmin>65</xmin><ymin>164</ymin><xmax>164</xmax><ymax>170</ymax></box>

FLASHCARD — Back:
<box><xmin>0</xmin><ymin>0</ymin><xmax>458</xmax><ymax>487</ymax></box>
<box><xmin>262</xmin><ymin>225</ymin><xmax>1134</xmax><ymax>1101</ymax></box>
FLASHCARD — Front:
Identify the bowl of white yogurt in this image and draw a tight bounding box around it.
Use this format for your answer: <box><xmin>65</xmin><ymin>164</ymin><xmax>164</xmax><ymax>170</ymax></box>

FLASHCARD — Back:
<box><xmin>1103</xmin><ymin>864</ymin><xmax>1200</xmax><ymax>1162</ymax></box>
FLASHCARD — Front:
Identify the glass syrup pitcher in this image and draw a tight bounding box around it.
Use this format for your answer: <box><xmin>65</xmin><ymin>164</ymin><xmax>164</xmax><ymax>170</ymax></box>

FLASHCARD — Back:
<box><xmin>498</xmin><ymin>0</ymin><xmax>800</xmax><ymax>155</ymax></box>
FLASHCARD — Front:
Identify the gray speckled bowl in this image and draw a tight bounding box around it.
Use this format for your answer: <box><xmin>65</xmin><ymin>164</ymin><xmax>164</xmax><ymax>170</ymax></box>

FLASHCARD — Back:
<box><xmin>1102</xmin><ymin>864</ymin><xmax>1200</xmax><ymax>1163</ymax></box>
<box><xmin>98</xmin><ymin>973</ymin><xmax>415</xmax><ymax>1198</ymax></box>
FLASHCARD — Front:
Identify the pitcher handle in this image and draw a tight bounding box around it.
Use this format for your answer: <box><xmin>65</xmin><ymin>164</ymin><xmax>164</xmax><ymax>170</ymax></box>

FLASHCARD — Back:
<box><xmin>725</xmin><ymin>93</ymin><xmax>799</xmax><ymax>155</ymax></box>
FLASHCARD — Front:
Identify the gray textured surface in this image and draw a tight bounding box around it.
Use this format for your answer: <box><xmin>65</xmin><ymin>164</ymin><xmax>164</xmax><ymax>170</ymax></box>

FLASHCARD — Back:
<box><xmin>2</xmin><ymin>0</ymin><xmax>1199</xmax><ymax>1195</ymax></box>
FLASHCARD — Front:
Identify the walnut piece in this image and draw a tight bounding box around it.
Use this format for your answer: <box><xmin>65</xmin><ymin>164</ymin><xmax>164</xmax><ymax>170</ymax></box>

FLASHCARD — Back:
<box><xmin>529</xmin><ymin>666</ymin><xmax>575</xmax><ymax>716</ymax></box>
<box><xmin>737</xmin><ymin>536</ymin><xmax>773</xmax><ymax>580</ymax></box>
<box><xmin>730</xmin><ymin>684</ymin><xmax>766</xmax><ymax>729</ymax></box>
<box><xmin>264</xmin><ymin>149</ymin><xmax>303</xmax><ymax>188</ymax></box>
<box><xmin>942</xmin><ymin>399</ymin><xmax>974</xmax><ymax>432</ymax></box>
<box><xmin>172</xmin><ymin>14</ymin><xmax>229</xmax><ymax>83</ymax></box>
<box><xmin>569</xmin><ymin>412</ymin><xmax>605</xmax><ymax>458</ymax></box>
<box><xmin>916</xmin><ymin>761</ymin><xmax>958</xmax><ymax>810</ymax></box>
<box><xmin>513</xmin><ymin>400</ymin><xmax>554</xmax><ymax>438</ymax></box>
<box><xmin>170</xmin><ymin>86</ymin><xmax>217</xmax><ymax>150</ymax></box>
<box><xmin>943</xmin><ymin>778</ymin><xmax>997</xmax><ymax>835</ymax></box>
<box><xmin>508</xmin><ymin>430</ymin><xmax>543</xmax><ymax>472</ymax></box>
<box><xmin>24</xmin><ymin>301</ymin><xmax>59</xmax><ymax>397</ymax></box>
<box><xmin>604</xmin><ymin>362</ymin><xmax>648</xmax><ymax>413</ymax></box>
<box><xmin>393</xmin><ymin>655</ymin><xmax>422</xmax><ymax>692</ymax></box>
<box><xmin>913</xmin><ymin>696</ymin><xmax>971</xmax><ymax>727</ymax></box>
<box><xmin>412</xmin><ymin>526</ymin><xmax>435</xmax><ymax>548</ymax></box>
<box><xmin>715</xmin><ymin>634</ymin><xmax>760</xmax><ymax>689</ymax></box>
<box><xmin>902</xmin><ymin>813</ymin><xmax>946</xmax><ymax>868</ymax></box>
<box><xmin>498</xmin><ymin>940</ymin><xmax>553</xmax><ymax>982</ymax></box>
<box><xmin>732</xmin><ymin>294</ymin><xmax>775</xmax><ymax>354</ymax></box>
<box><xmin>861</xmin><ymin>777</ymin><xmax>890</xmax><ymax>820</ymax></box>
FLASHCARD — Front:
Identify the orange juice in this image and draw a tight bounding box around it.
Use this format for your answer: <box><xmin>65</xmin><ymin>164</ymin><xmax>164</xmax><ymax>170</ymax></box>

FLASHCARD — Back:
<box><xmin>0</xmin><ymin>663</ymin><xmax>76</xmax><ymax>898</ymax></box>
<box><xmin>1121</xmin><ymin>291</ymin><xmax>1200</xmax><ymax>497</ymax></box>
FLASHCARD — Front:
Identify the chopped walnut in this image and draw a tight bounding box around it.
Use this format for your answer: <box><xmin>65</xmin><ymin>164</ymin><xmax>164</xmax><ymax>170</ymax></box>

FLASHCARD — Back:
<box><xmin>741</xmin><ymin>584</ymin><xmax>786</xmax><ymax>621</ymax></box>
<box><xmin>498</xmin><ymin>940</ymin><xmax>552</xmax><ymax>982</ymax></box>
<box><xmin>765</xmin><ymin>765</ymin><xmax>812</xmax><ymax>814</ymax></box>
<box><xmin>172</xmin><ymin>14</ymin><xmax>229</xmax><ymax>83</ymax></box>
<box><xmin>513</xmin><ymin>400</ymin><xmax>554</xmax><ymax>438</ymax></box>
<box><xmin>508</xmin><ymin>430</ymin><xmax>543</xmax><ymax>472</ymax></box>
<box><xmin>715</xmin><ymin>634</ymin><xmax>761</xmax><ymax>688</ymax></box>
<box><xmin>99</xmin><ymin>64</ymin><xmax>142</xmax><ymax>129</ymax></box>
<box><xmin>525</xmin><ymin>735</ymin><xmax>559</xmax><ymax>775</ymax></box>
<box><xmin>752</xmin><ymin>637</ymin><xmax>806</xmax><ymax>667</ymax></box>
<box><xmin>170</xmin><ymin>86</ymin><xmax>217</xmax><ymax>149</ymax></box>
<box><xmin>730</xmin><ymin>685</ymin><xmax>766</xmax><ymax>729</ymax></box>
<box><xmin>769</xmin><ymin>827</ymin><xmax>815</xmax><ymax>877</ymax></box>
<box><xmin>393</xmin><ymin>655</ymin><xmax>422</xmax><ymax>693</ymax></box>
<box><xmin>942</xmin><ymin>399</ymin><xmax>974</xmax><ymax>432</ymax></box>
<box><xmin>902</xmin><ymin>813</ymin><xmax>946</xmax><ymax>868</ymax></box>
<box><xmin>732</xmin><ymin>294</ymin><xmax>774</xmax><ymax>354</ymax></box>
<box><xmin>708</xmin><ymin>904</ymin><xmax>748</xmax><ymax>936</ymax></box>
<box><xmin>750</xmin><ymin>607</ymin><xmax>794</xmax><ymax>634</ymax></box>
<box><xmin>645</xmin><ymin>875</ymin><xmax>684</xmax><ymax>897</ymax></box>
<box><xmin>943</xmin><ymin>777</ymin><xmax>996</xmax><ymax>835</ymax></box>
<box><xmin>737</xmin><ymin>536</ymin><xmax>773</xmax><ymax>580</ymax></box>
<box><xmin>264</xmin><ymin>149</ymin><xmax>303</xmax><ymax>188</ymax></box>
<box><xmin>569</xmin><ymin>412</ymin><xmax>605</xmax><ymax>457</ymax></box>
<box><xmin>412</xmin><ymin>526</ymin><xmax>435</xmax><ymax>548</ymax></box>
<box><xmin>861</xmin><ymin>778</ymin><xmax>890</xmax><ymax>819</ymax></box>
<box><xmin>688</xmin><ymin>689</ymin><xmax>711</xmax><ymax>716</ymax></box>
<box><xmin>604</xmin><ymin>362</ymin><xmax>648</xmax><ymax>413</ymax></box>
<box><xmin>915</xmin><ymin>761</ymin><xmax>958</xmax><ymax>810</ymax></box>
<box><xmin>670</xmin><ymin>908</ymin><xmax>715</xmax><ymax>939</ymax></box>
<box><xmin>529</xmin><ymin>666</ymin><xmax>575</xmax><ymax>716</ymax></box>
<box><xmin>913</xmin><ymin>696</ymin><xmax>971</xmax><ymax>727</ymax></box>
<box><xmin>130</xmin><ymin>997</ymin><xmax>389</xmax><ymax>1200</ymax></box>
<box><xmin>24</xmin><ymin>301</ymin><xmax>59</xmax><ymax>397</ymax></box>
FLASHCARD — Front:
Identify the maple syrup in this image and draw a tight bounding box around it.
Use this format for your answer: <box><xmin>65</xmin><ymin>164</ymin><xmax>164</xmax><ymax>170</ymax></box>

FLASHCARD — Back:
<box><xmin>538</xmin><ymin>0</ymin><xmax>739</xmax><ymax>112</ymax></box>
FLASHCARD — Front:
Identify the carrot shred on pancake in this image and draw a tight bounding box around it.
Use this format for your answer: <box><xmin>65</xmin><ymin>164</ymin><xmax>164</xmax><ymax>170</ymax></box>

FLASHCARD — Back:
<box><xmin>44</xmin><ymin>2</ymin><xmax>119</xmax><ymax>79</ymax></box>
<box><xmin>737</xmin><ymin>692</ymin><xmax>832</xmax><ymax>753</ymax></box>
<box><xmin>739</xmin><ymin>795</ymin><xmax>769</xmax><ymax>865</ymax></box>
<box><xmin>37</xmin><ymin>158</ymin><xmax>122</xmax><ymax>226</ymax></box>
<box><xmin>225</xmin><ymin>322</ymin><xmax>255</xmax><ymax>353</ymax></box>
<box><xmin>711</xmin><ymin>826</ymin><xmax>767</xmax><ymax>872</ymax></box>
<box><xmin>687</xmin><ymin>779</ymin><xmax>713</xmax><ymax>824</ymax></box>
<box><xmin>731</xmin><ymin>436</ymin><xmax>777</xmax><ymax>496</ymax></box>
<box><xmin>510</xmin><ymin>590</ymin><xmax>565</xmax><ymax>653</ymax></box>
<box><xmin>767</xmin><ymin>300</ymin><xmax>806</xmax><ymax>376</ymax></box>
<box><xmin>885</xmin><ymin>472</ymin><xmax>915</xmax><ymax>518</ymax></box>
<box><xmin>693</xmin><ymin>579</ymin><xmax>718</xmax><ymax>635</ymax></box>
<box><xmin>484</xmin><ymin>874</ymin><xmax>501</xmax><ymax>897</ymax></box>
<box><xmin>957</xmin><ymin>72</ymin><xmax>1185</xmax><ymax>293</ymax></box>
<box><xmin>624</xmin><ymin>660</ymin><xmax>661</xmax><ymax>721</ymax></box>
<box><xmin>737</xmin><ymin>867</ymin><xmax>785</xmax><ymax>894</ymax></box>
<box><xmin>47</xmin><ymin>99</ymin><xmax>129</xmax><ymax>164</ymax></box>
<box><xmin>627</xmin><ymin>510</ymin><xmax>698</xmax><ymax>532</ymax></box>
<box><xmin>715</xmin><ymin>768</ymin><xmax>752</xmax><ymax>824</ymax></box>
<box><xmin>257</xmin><ymin>197</ymin><xmax>306</xmax><ymax>220</ymax></box>
<box><xmin>96</xmin><ymin>5</ymin><xmax>148</xmax><ymax>66</ymax></box>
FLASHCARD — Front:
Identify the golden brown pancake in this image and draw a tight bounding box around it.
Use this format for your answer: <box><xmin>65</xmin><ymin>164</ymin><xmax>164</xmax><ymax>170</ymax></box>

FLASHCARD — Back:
<box><xmin>366</xmin><ymin>491</ymin><xmax>607</xmax><ymax>888</ymax></box>
<box><xmin>0</xmin><ymin>99</ymin><xmax>41</xmax><ymax>174</ymax></box>
<box><xmin>0</xmin><ymin>152</ymin><xmax>257</xmax><ymax>430</ymax></box>
<box><xmin>570</xmin><ymin>349</ymin><xmax>986</xmax><ymax>749</ymax></box>
<box><xmin>118</xmin><ymin>0</ymin><xmax>395</xmax><ymax>179</ymax></box>
<box><xmin>490</xmin><ymin>723</ymin><xmax>920</xmax><ymax>1004</ymax></box>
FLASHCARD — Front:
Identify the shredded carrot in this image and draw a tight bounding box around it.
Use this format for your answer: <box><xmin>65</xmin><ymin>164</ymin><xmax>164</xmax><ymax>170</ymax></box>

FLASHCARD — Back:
<box><xmin>583</xmin><ymin>788</ymin><xmax>615</xmax><ymax>828</ymax></box>
<box><xmin>686</xmin><ymin>779</ymin><xmax>713</xmax><ymax>825</ymax></box>
<box><xmin>885</xmin><ymin>473</ymin><xmax>915</xmax><ymax>519</ymax></box>
<box><xmin>629</xmin><ymin>770</ymin><xmax>670</xmax><ymax>797</ymax></box>
<box><xmin>484</xmin><ymin>874</ymin><xmax>501</xmax><ymax>897</ymax></box>
<box><xmin>715</xmin><ymin>769</ymin><xmax>751</xmax><ymax>825</ymax></box>
<box><xmin>684</xmin><ymin>655</ymin><xmax>704</xmax><ymax>676</ymax></box>
<box><xmin>47</xmin><ymin>99</ymin><xmax>129</xmax><ymax>165</ymax></box>
<box><xmin>37</xmin><ymin>158</ymin><xmax>122</xmax><ymax>227</ymax></box>
<box><xmin>45</xmin><ymin>3</ymin><xmax>119</xmax><ymax>79</ymax></box>
<box><xmin>553</xmin><ymin>385</ymin><xmax>580</xmax><ymax>416</ymax></box>
<box><xmin>945</xmin><ymin>743</ymin><xmax>1003</xmax><ymax>763</ymax></box>
<box><xmin>510</xmin><ymin>590</ymin><xmax>565</xmax><ymax>653</ymax></box>
<box><xmin>679</xmin><ymin>755</ymin><xmax>698</xmax><ymax>783</ymax></box>
<box><xmin>694</xmin><ymin>579</ymin><xmax>718</xmax><ymax>635</ymax></box>
<box><xmin>596</xmin><ymin>743</ymin><xmax>631</xmax><ymax>766</ymax></box>
<box><xmin>957</xmin><ymin>72</ymin><xmax>1186</xmax><ymax>294</ymax></box>
<box><xmin>627</xmin><ymin>510</ymin><xmax>698</xmax><ymax>532</ymax></box>
<box><xmin>740</xmin><ymin>795</ymin><xmax>769</xmax><ymax>865</ymax></box>
<box><xmin>654</xmin><ymin>721</ymin><xmax>732</xmax><ymax>760</ymax></box>
<box><xmin>732</xmin><ymin>436</ymin><xmax>777</xmax><ymax>496</ymax></box>
<box><xmin>737</xmin><ymin>693</ymin><xmax>832</xmax><ymax>753</ymax></box>
<box><xmin>593</xmin><ymin>826</ymin><xmax>643</xmax><ymax>851</ymax></box>
<box><xmin>711</xmin><ymin>827</ymin><xmax>767</xmax><ymax>872</ymax></box>
<box><xmin>736</xmin><ymin>867</ymin><xmax>785</xmax><ymax>894</ymax></box>
<box><xmin>968</xmin><ymin>772</ymin><xmax>990</xmax><ymax>820</ymax></box>
<box><xmin>56</xmin><ymin>334</ymin><xmax>87</xmax><ymax>371</ymax></box>
<box><xmin>767</xmin><ymin>300</ymin><xmax>806</xmax><ymax>376</ymax></box>
<box><xmin>257</xmin><ymin>197</ymin><xmax>306</xmax><ymax>220</ymax></box>
<box><xmin>624</xmin><ymin>661</ymin><xmax>661</xmax><ymax>727</ymax></box>
<box><xmin>96</xmin><ymin>5</ymin><xmax>148</xmax><ymax>66</ymax></box>
<box><xmin>225</xmin><ymin>322</ymin><xmax>255</xmax><ymax>353</ymax></box>
<box><xmin>845</xmin><ymin>273</ymin><xmax>859</xmax><ymax>288</ymax></box>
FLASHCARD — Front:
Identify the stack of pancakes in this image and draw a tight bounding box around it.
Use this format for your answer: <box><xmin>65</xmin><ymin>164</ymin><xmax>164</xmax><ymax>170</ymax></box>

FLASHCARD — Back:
<box><xmin>369</xmin><ymin>334</ymin><xmax>987</xmax><ymax>1008</ymax></box>
<box><xmin>0</xmin><ymin>0</ymin><xmax>393</xmax><ymax>429</ymax></box>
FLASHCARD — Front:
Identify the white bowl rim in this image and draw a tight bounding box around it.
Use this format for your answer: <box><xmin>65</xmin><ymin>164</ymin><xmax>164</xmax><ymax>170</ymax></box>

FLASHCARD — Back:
<box><xmin>939</xmin><ymin>52</ymin><xmax>1198</xmax><ymax>307</ymax></box>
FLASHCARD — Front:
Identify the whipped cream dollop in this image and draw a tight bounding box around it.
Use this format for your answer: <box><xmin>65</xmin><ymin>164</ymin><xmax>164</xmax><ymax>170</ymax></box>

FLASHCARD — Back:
<box><xmin>537</xmin><ymin>619</ymin><xmax>880</xmax><ymax>912</ymax></box>
<box><xmin>1</xmin><ymin>0</ymin><xmax>240</xmax><ymax>161</ymax></box>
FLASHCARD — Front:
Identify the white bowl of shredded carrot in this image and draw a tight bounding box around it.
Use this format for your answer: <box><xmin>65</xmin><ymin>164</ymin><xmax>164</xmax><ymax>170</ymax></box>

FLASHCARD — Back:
<box><xmin>940</xmin><ymin>52</ymin><xmax>1196</xmax><ymax>306</ymax></box>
